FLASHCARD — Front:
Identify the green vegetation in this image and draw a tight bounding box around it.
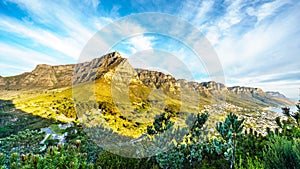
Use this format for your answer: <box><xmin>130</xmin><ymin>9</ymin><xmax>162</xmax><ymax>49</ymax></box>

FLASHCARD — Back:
<box><xmin>263</xmin><ymin>136</ymin><xmax>300</xmax><ymax>169</ymax></box>
<box><xmin>95</xmin><ymin>151</ymin><xmax>158</xmax><ymax>169</ymax></box>
<box><xmin>1</xmin><ymin>108</ymin><xmax>299</xmax><ymax>168</ymax></box>
<box><xmin>0</xmin><ymin>143</ymin><xmax>94</xmax><ymax>169</ymax></box>
<box><xmin>215</xmin><ymin>112</ymin><xmax>245</xmax><ymax>169</ymax></box>
<box><xmin>0</xmin><ymin>100</ymin><xmax>55</xmax><ymax>138</ymax></box>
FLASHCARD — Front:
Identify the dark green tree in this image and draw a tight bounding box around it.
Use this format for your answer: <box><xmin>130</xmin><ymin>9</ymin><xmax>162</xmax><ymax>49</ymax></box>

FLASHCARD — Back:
<box><xmin>216</xmin><ymin>112</ymin><xmax>245</xmax><ymax>169</ymax></box>
<box><xmin>147</xmin><ymin>112</ymin><xmax>174</xmax><ymax>135</ymax></box>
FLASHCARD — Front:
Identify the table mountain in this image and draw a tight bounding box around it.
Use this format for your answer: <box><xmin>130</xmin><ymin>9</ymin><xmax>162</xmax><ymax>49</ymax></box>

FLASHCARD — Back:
<box><xmin>0</xmin><ymin>51</ymin><xmax>294</xmax><ymax>107</ymax></box>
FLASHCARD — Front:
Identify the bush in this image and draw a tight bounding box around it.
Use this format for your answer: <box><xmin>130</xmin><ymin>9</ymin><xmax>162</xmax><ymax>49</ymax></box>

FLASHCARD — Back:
<box><xmin>1</xmin><ymin>142</ymin><xmax>94</xmax><ymax>169</ymax></box>
<box><xmin>238</xmin><ymin>155</ymin><xmax>264</xmax><ymax>169</ymax></box>
<box><xmin>263</xmin><ymin>136</ymin><xmax>300</xmax><ymax>169</ymax></box>
<box><xmin>95</xmin><ymin>151</ymin><xmax>158</xmax><ymax>169</ymax></box>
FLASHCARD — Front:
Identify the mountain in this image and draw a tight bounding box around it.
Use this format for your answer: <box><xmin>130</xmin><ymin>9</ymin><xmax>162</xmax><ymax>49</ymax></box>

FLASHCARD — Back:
<box><xmin>0</xmin><ymin>51</ymin><xmax>294</xmax><ymax>107</ymax></box>
<box><xmin>0</xmin><ymin>64</ymin><xmax>74</xmax><ymax>90</ymax></box>
<box><xmin>266</xmin><ymin>91</ymin><xmax>289</xmax><ymax>100</ymax></box>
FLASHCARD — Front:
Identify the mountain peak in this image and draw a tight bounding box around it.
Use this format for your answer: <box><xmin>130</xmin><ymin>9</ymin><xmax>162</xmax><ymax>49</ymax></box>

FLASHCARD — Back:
<box><xmin>35</xmin><ymin>64</ymin><xmax>52</xmax><ymax>68</ymax></box>
<box><xmin>100</xmin><ymin>51</ymin><xmax>122</xmax><ymax>60</ymax></box>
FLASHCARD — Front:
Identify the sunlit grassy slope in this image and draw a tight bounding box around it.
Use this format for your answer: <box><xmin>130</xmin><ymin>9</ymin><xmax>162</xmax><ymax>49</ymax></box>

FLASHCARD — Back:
<box><xmin>1</xmin><ymin>73</ymin><xmax>200</xmax><ymax>138</ymax></box>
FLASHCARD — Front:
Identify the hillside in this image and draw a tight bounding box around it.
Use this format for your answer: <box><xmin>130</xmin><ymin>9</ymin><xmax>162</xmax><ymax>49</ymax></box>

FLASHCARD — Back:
<box><xmin>0</xmin><ymin>52</ymin><xmax>295</xmax><ymax>137</ymax></box>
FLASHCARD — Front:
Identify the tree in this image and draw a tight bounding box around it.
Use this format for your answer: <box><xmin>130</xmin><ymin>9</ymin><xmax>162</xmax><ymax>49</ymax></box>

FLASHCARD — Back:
<box><xmin>276</xmin><ymin>104</ymin><xmax>300</xmax><ymax>138</ymax></box>
<box><xmin>147</xmin><ymin>112</ymin><xmax>174</xmax><ymax>135</ymax></box>
<box><xmin>147</xmin><ymin>112</ymin><xmax>209</xmax><ymax>168</ymax></box>
<box><xmin>216</xmin><ymin>112</ymin><xmax>245</xmax><ymax>169</ymax></box>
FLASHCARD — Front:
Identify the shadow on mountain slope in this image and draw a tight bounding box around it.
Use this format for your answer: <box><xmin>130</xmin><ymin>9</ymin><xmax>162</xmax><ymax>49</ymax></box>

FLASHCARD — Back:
<box><xmin>0</xmin><ymin>99</ymin><xmax>56</xmax><ymax>138</ymax></box>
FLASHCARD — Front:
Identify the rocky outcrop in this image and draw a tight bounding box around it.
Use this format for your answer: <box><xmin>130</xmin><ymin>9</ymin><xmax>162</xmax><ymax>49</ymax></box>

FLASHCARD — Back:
<box><xmin>73</xmin><ymin>52</ymin><xmax>125</xmax><ymax>84</ymax></box>
<box><xmin>136</xmin><ymin>69</ymin><xmax>179</xmax><ymax>92</ymax></box>
<box><xmin>228</xmin><ymin>86</ymin><xmax>264</xmax><ymax>95</ymax></box>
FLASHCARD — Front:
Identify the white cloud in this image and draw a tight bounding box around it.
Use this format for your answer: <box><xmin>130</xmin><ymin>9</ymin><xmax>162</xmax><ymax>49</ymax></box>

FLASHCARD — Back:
<box><xmin>252</xmin><ymin>0</ymin><xmax>292</xmax><ymax>23</ymax></box>
<box><xmin>78</xmin><ymin>20</ymin><xmax>151</xmax><ymax>62</ymax></box>
<box><xmin>179</xmin><ymin>0</ymin><xmax>213</xmax><ymax>25</ymax></box>
<box><xmin>126</xmin><ymin>35</ymin><xmax>154</xmax><ymax>54</ymax></box>
<box><xmin>216</xmin><ymin>2</ymin><xmax>300</xmax><ymax>75</ymax></box>
<box><xmin>86</xmin><ymin>0</ymin><xmax>100</xmax><ymax>9</ymax></box>
<box><xmin>3</xmin><ymin>0</ymin><xmax>111</xmax><ymax>59</ymax></box>
<box><xmin>191</xmin><ymin>1</ymin><xmax>214</xmax><ymax>24</ymax></box>
<box><xmin>219</xmin><ymin>0</ymin><xmax>243</xmax><ymax>27</ymax></box>
<box><xmin>204</xmin><ymin>26</ymin><xmax>220</xmax><ymax>45</ymax></box>
<box><xmin>0</xmin><ymin>43</ymin><xmax>59</xmax><ymax>64</ymax></box>
<box><xmin>193</xmin><ymin>0</ymin><xmax>245</xmax><ymax>46</ymax></box>
<box><xmin>176</xmin><ymin>0</ymin><xmax>300</xmax><ymax>98</ymax></box>
<box><xmin>0</xmin><ymin>17</ymin><xmax>82</xmax><ymax>59</ymax></box>
<box><xmin>0</xmin><ymin>63</ymin><xmax>30</xmax><ymax>76</ymax></box>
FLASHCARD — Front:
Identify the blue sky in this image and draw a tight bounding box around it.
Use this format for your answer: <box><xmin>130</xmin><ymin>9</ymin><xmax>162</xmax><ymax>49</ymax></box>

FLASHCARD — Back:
<box><xmin>0</xmin><ymin>0</ymin><xmax>299</xmax><ymax>99</ymax></box>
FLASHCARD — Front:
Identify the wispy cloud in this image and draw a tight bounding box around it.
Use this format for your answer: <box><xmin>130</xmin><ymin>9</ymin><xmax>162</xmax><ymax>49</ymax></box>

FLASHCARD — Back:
<box><xmin>179</xmin><ymin>0</ymin><xmax>214</xmax><ymax>25</ymax></box>
<box><xmin>173</xmin><ymin>0</ymin><xmax>300</xmax><ymax>98</ymax></box>
<box><xmin>0</xmin><ymin>42</ymin><xmax>61</xmax><ymax>76</ymax></box>
<box><xmin>0</xmin><ymin>16</ymin><xmax>83</xmax><ymax>59</ymax></box>
<box><xmin>248</xmin><ymin>0</ymin><xmax>292</xmax><ymax>23</ymax></box>
<box><xmin>216</xmin><ymin>1</ymin><xmax>300</xmax><ymax>75</ymax></box>
<box><xmin>1</xmin><ymin>0</ymin><xmax>111</xmax><ymax>61</ymax></box>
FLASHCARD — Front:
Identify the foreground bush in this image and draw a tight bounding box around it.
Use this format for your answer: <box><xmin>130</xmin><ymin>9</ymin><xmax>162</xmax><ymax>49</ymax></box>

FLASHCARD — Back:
<box><xmin>263</xmin><ymin>136</ymin><xmax>300</xmax><ymax>169</ymax></box>
<box><xmin>95</xmin><ymin>151</ymin><xmax>159</xmax><ymax>169</ymax></box>
<box><xmin>0</xmin><ymin>141</ymin><xmax>94</xmax><ymax>169</ymax></box>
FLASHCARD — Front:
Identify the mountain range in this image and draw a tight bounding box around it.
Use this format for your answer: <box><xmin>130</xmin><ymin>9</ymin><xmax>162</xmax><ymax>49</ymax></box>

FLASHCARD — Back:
<box><xmin>0</xmin><ymin>52</ymin><xmax>294</xmax><ymax>108</ymax></box>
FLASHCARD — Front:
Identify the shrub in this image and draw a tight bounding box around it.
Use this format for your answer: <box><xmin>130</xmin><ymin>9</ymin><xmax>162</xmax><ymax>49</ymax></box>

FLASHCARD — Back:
<box><xmin>263</xmin><ymin>136</ymin><xmax>300</xmax><ymax>169</ymax></box>
<box><xmin>149</xmin><ymin>113</ymin><xmax>210</xmax><ymax>169</ymax></box>
<box><xmin>95</xmin><ymin>151</ymin><xmax>158</xmax><ymax>169</ymax></box>
<box><xmin>1</xmin><ymin>142</ymin><xmax>94</xmax><ymax>169</ymax></box>
<box><xmin>238</xmin><ymin>155</ymin><xmax>264</xmax><ymax>169</ymax></box>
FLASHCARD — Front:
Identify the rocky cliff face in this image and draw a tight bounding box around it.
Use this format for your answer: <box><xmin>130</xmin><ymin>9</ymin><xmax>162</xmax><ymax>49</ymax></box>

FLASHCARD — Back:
<box><xmin>73</xmin><ymin>52</ymin><xmax>126</xmax><ymax>84</ymax></box>
<box><xmin>0</xmin><ymin>52</ymin><xmax>124</xmax><ymax>90</ymax></box>
<box><xmin>0</xmin><ymin>64</ymin><xmax>74</xmax><ymax>90</ymax></box>
<box><xmin>0</xmin><ymin>51</ymin><xmax>293</xmax><ymax>107</ymax></box>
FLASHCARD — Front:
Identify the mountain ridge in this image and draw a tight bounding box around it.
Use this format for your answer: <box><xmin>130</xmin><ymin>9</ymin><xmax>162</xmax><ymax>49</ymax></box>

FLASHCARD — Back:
<box><xmin>0</xmin><ymin>51</ymin><xmax>294</xmax><ymax>107</ymax></box>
